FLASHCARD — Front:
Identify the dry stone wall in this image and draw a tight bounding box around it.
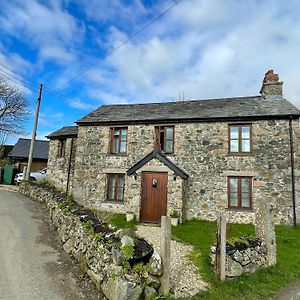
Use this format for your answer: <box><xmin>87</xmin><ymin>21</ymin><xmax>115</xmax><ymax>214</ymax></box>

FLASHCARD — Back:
<box><xmin>211</xmin><ymin>239</ymin><xmax>269</xmax><ymax>278</ymax></box>
<box><xmin>20</xmin><ymin>183</ymin><xmax>163</xmax><ymax>300</ymax></box>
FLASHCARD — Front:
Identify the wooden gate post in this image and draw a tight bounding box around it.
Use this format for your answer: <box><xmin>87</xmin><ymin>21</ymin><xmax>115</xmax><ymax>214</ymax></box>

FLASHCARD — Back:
<box><xmin>160</xmin><ymin>216</ymin><xmax>171</xmax><ymax>295</ymax></box>
<box><xmin>215</xmin><ymin>213</ymin><xmax>226</xmax><ymax>281</ymax></box>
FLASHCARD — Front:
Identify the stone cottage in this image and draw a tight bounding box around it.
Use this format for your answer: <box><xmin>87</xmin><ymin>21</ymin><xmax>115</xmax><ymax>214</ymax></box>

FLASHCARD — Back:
<box><xmin>47</xmin><ymin>70</ymin><xmax>300</xmax><ymax>225</ymax></box>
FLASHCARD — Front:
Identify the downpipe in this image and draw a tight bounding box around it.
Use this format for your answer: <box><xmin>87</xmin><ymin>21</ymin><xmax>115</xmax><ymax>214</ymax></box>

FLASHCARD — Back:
<box><xmin>289</xmin><ymin>116</ymin><xmax>297</xmax><ymax>226</ymax></box>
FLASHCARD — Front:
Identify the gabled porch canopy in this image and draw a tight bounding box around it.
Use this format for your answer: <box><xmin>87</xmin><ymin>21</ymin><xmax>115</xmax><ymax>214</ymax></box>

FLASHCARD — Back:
<box><xmin>127</xmin><ymin>150</ymin><xmax>189</xmax><ymax>179</ymax></box>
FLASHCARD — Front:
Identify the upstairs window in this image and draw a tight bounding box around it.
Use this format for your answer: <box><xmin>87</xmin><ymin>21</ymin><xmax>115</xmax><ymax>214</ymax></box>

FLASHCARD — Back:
<box><xmin>229</xmin><ymin>125</ymin><xmax>252</xmax><ymax>154</ymax></box>
<box><xmin>228</xmin><ymin>176</ymin><xmax>252</xmax><ymax>209</ymax></box>
<box><xmin>110</xmin><ymin>127</ymin><xmax>127</xmax><ymax>154</ymax></box>
<box><xmin>155</xmin><ymin>126</ymin><xmax>174</xmax><ymax>153</ymax></box>
<box><xmin>58</xmin><ymin>139</ymin><xmax>66</xmax><ymax>157</ymax></box>
<box><xmin>107</xmin><ymin>174</ymin><xmax>124</xmax><ymax>202</ymax></box>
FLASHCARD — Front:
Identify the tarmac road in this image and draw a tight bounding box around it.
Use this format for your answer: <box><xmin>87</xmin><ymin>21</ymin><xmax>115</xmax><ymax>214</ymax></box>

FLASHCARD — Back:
<box><xmin>0</xmin><ymin>190</ymin><xmax>102</xmax><ymax>300</ymax></box>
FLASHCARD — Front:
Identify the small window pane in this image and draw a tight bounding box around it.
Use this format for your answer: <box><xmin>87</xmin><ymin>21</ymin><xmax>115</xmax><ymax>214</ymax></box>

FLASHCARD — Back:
<box><xmin>121</xmin><ymin>129</ymin><xmax>127</xmax><ymax>137</ymax></box>
<box><xmin>113</xmin><ymin>137</ymin><xmax>119</xmax><ymax>152</ymax></box>
<box><xmin>165</xmin><ymin>140</ymin><xmax>173</xmax><ymax>153</ymax></box>
<box><xmin>230</xmin><ymin>193</ymin><xmax>238</xmax><ymax>206</ymax></box>
<box><xmin>230</xmin><ymin>178</ymin><xmax>238</xmax><ymax>192</ymax></box>
<box><xmin>118</xmin><ymin>175</ymin><xmax>124</xmax><ymax>187</ymax></box>
<box><xmin>241</xmin><ymin>178</ymin><xmax>250</xmax><ymax>193</ymax></box>
<box><xmin>230</xmin><ymin>140</ymin><xmax>239</xmax><ymax>152</ymax></box>
<box><xmin>242</xmin><ymin>127</ymin><xmax>250</xmax><ymax>139</ymax></box>
<box><xmin>120</xmin><ymin>141</ymin><xmax>126</xmax><ymax>153</ymax></box>
<box><xmin>166</xmin><ymin>127</ymin><xmax>173</xmax><ymax>139</ymax></box>
<box><xmin>108</xmin><ymin>176</ymin><xmax>115</xmax><ymax>200</ymax></box>
<box><xmin>242</xmin><ymin>193</ymin><xmax>250</xmax><ymax>207</ymax></box>
<box><xmin>241</xmin><ymin>140</ymin><xmax>250</xmax><ymax>152</ymax></box>
<box><xmin>117</xmin><ymin>176</ymin><xmax>124</xmax><ymax>201</ymax></box>
<box><xmin>117</xmin><ymin>188</ymin><xmax>123</xmax><ymax>201</ymax></box>
<box><xmin>114</xmin><ymin>129</ymin><xmax>120</xmax><ymax>136</ymax></box>
<box><xmin>230</xmin><ymin>127</ymin><xmax>239</xmax><ymax>139</ymax></box>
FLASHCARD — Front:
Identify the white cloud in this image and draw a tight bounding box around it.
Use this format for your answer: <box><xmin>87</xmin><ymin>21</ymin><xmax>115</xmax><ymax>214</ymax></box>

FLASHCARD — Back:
<box><xmin>91</xmin><ymin>0</ymin><xmax>300</xmax><ymax>108</ymax></box>
<box><xmin>0</xmin><ymin>0</ymin><xmax>84</xmax><ymax>65</ymax></box>
<box><xmin>0</xmin><ymin>48</ymin><xmax>33</xmax><ymax>94</ymax></box>
<box><xmin>2</xmin><ymin>0</ymin><xmax>300</xmax><ymax>113</ymax></box>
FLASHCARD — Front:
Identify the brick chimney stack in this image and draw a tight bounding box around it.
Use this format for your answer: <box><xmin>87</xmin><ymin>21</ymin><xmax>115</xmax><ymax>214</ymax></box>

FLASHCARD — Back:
<box><xmin>260</xmin><ymin>70</ymin><xmax>283</xmax><ymax>99</ymax></box>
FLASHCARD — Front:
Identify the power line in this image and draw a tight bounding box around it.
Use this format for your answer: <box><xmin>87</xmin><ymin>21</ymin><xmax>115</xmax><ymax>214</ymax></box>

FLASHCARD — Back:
<box><xmin>0</xmin><ymin>1</ymin><xmax>183</xmax><ymax>108</ymax></box>
<box><xmin>0</xmin><ymin>62</ymin><xmax>41</xmax><ymax>90</ymax></box>
<box><xmin>0</xmin><ymin>66</ymin><xmax>36</xmax><ymax>89</ymax></box>
<box><xmin>55</xmin><ymin>0</ymin><xmax>183</xmax><ymax>91</ymax></box>
<box><xmin>0</xmin><ymin>65</ymin><xmax>92</xmax><ymax>110</ymax></box>
<box><xmin>0</xmin><ymin>71</ymin><xmax>34</xmax><ymax>91</ymax></box>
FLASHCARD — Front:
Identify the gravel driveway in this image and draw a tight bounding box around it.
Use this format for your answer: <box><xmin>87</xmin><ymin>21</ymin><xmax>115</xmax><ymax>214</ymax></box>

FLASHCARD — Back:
<box><xmin>137</xmin><ymin>225</ymin><xmax>208</xmax><ymax>298</ymax></box>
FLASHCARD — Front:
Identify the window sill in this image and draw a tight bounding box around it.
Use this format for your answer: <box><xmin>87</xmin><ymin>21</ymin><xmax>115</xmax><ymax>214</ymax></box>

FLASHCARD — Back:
<box><xmin>161</xmin><ymin>151</ymin><xmax>174</xmax><ymax>155</ymax></box>
<box><xmin>227</xmin><ymin>207</ymin><xmax>253</xmax><ymax>212</ymax></box>
<box><xmin>227</xmin><ymin>153</ymin><xmax>254</xmax><ymax>157</ymax></box>
<box><xmin>104</xmin><ymin>200</ymin><xmax>125</xmax><ymax>205</ymax></box>
<box><xmin>107</xmin><ymin>153</ymin><xmax>127</xmax><ymax>157</ymax></box>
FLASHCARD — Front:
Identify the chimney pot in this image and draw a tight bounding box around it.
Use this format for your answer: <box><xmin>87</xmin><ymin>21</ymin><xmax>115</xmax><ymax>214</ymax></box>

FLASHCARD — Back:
<box><xmin>260</xmin><ymin>70</ymin><xmax>283</xmax><ymax>99</ymax></box>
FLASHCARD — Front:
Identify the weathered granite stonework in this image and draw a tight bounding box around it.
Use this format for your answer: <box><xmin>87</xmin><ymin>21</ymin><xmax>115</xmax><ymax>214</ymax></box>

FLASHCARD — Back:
<box><xmin>210</xmin><ymin>239</ymin><xmax>269</xmax><ymax>278</ymax></box>
<box><xmin>47</xmin><ymin>138</ymin><xmax>77</xmax><ymax>192</ymax></box>
<box><xmin>174</xmin><ymin>119</ymin><xmax>300</xmax><ymax>225</ymax></box>
<box><xmin>68</xmin><ymin>118</ymin><xmax>299</xmax><ymax>225</ymax></box>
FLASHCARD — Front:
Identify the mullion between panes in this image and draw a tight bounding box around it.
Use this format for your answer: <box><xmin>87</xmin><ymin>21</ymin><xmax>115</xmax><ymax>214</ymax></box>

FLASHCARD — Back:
<box><xmin>238</xmin><ymin>127</ymin><xmax>242</xmax><ymax>153</ymax></box>
<box><xmin>117</xmin><ymin>128</ymin><xmax>122</xmax><ymax>153</ymax></box>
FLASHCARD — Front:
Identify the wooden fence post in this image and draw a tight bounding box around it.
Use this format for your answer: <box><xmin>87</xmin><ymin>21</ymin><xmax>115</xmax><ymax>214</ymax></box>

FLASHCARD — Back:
<box><xmin>215</xmin><ymin>213</ymin><xmax>226</xmax><ymax>281</ymax></box>
<box><xmin>160</xmin><ymin>216</ymin><xmax>171</xmax><ymax>296</ymax></box>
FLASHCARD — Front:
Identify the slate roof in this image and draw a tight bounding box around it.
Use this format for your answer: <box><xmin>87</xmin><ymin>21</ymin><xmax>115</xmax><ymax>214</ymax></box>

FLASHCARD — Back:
<box><xmin>46</xmin><ymin>126</ymin><xmax>78</xmax><ymax>139</ymax></box>
<box><xmin>76</xmin><ymin>96</ymin><xmax>300</xmax><ymax>125</ymax></box>
<box><xmin>127</xmin><ymin>150</ymin><xmax>189</xmax><ymax>179</ymax></box>
<box><xmin>9</xmin><ymin>138</ymin><xmax>49</xmax><ymax>160</ymax></box>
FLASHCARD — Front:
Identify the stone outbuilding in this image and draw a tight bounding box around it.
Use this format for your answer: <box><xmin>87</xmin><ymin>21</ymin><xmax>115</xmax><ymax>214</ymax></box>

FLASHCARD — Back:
<box><xmin>47</xmin><ymin>71</ymin><xmax>300</xmax><ymax>225</ymax></box>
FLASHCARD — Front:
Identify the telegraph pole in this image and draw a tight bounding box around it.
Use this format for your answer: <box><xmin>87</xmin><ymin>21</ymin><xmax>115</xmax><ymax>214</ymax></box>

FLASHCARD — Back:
<box><xmin>25</xmin><ymin>84</ymin><xmax>43</xmax><ymax>180</ymax></box>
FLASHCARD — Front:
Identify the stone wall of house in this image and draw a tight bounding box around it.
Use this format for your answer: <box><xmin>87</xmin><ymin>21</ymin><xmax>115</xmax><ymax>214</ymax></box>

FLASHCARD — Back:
<box><xmin>71</xmin><ymin>118</ymin><xmax>296</xmax><ymax>225</ymax></box>
<box><xmin>72</xmin><ymin>123</ymin><xmax>184</xmax><ymax>221</ymax></box>
<box><xmin>293</xmin><ymin>119</ymin><xmax>300</xmax><ymax>224</ymax></box>
<box><xmin>47</xmin><ymin>138</ymin><xmax>77</xmax><ymax>193</ymax></box>
<box><xmin>175</xmin><ymin>119</ymin><xmax>294</xmax><ymax>225</ymax></box>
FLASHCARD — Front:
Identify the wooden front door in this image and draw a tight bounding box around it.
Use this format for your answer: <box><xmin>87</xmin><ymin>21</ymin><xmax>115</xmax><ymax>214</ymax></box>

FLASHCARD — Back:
<box><xmin>140</xmin><ymin>172</ymin><xmax>168</xmax><ymax>223</ymax></box>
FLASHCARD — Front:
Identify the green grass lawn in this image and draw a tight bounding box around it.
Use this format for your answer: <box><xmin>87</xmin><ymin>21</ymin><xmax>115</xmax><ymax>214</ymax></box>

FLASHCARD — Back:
<box><xmin>171</xmin><ymin>220</ymin><xmax>300</xmax><ymax>300</ymax></box>
<box><xmin>110</xmin><ymin>213</ymin><xmax>138</xmax><ymax>229</ymax></box>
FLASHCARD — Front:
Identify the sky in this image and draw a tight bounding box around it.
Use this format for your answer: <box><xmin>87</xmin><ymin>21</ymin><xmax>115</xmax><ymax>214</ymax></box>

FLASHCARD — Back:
<box><xmin>1</xmin><ymin>0</ymin><xmax>300</xmax><ymax>144</ymax></box>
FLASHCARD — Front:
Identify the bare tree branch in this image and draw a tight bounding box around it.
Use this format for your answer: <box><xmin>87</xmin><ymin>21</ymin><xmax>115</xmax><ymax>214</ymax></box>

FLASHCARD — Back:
<box><xmin>0</xmin><ymin>77</ymin><xmax>29</xmax><ymax>135</ymax></box>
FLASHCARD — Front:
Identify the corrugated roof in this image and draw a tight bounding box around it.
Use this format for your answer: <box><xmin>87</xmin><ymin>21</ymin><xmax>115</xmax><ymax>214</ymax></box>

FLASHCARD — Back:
<box><xmin>76</xmin><ymin>96</ymin><xmax>300</xmax><ymax>125</ymax></box>
<box><xmin>46</xmin><ymin>126</ymin><xmax>78</xmax><ymax>139</ymax></box>
<box><xmin>9</xmin><ymin>138</ymin><xmax>49</xmax><ymax>160</ymax></box>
